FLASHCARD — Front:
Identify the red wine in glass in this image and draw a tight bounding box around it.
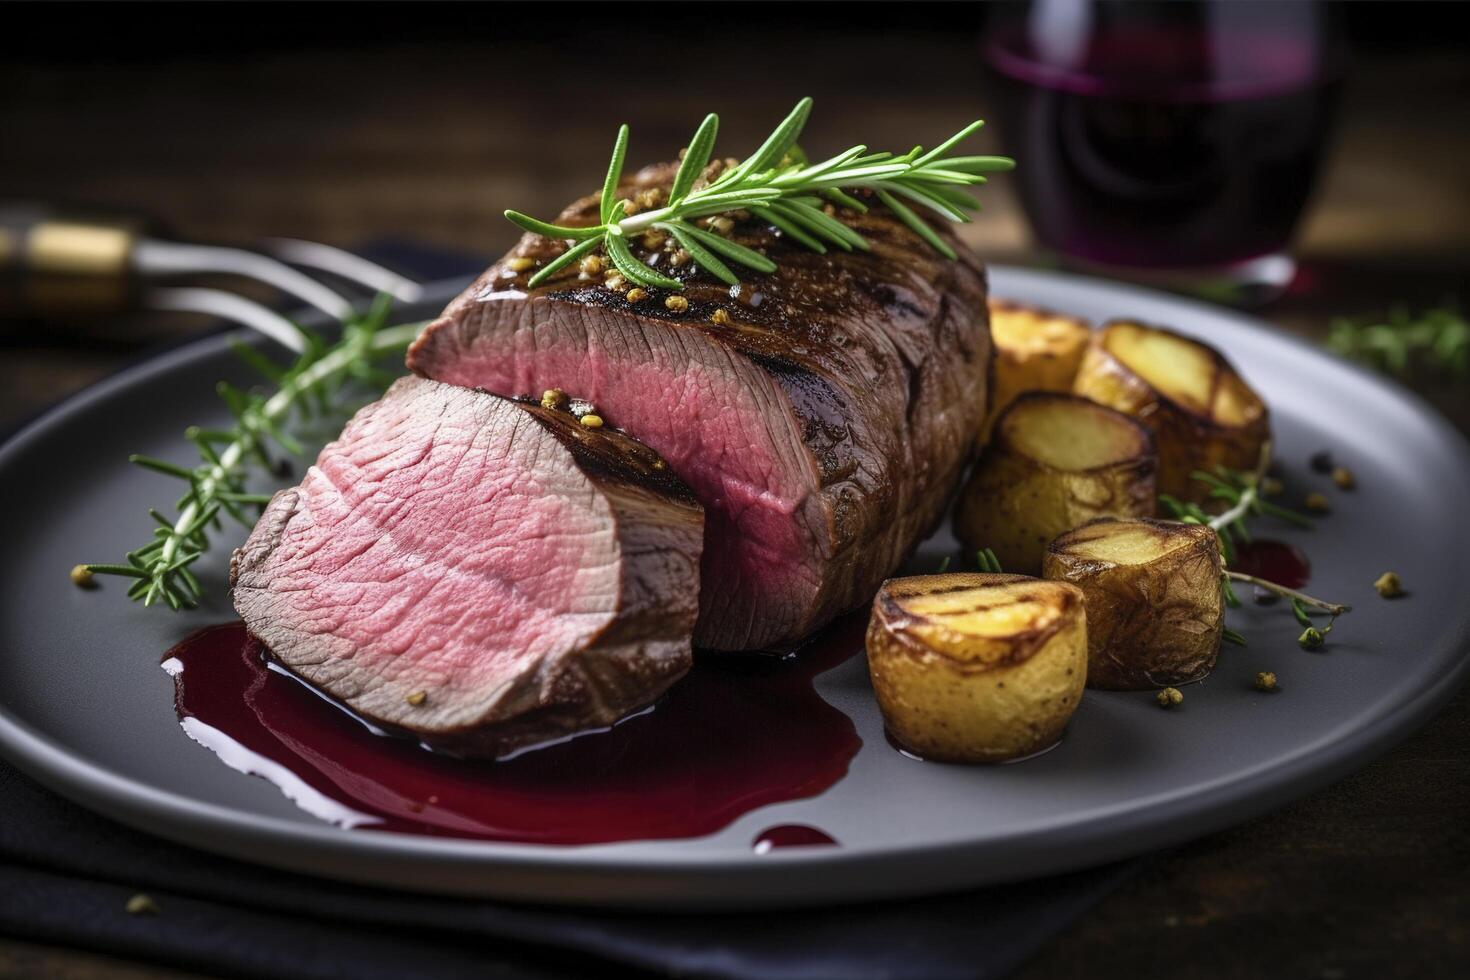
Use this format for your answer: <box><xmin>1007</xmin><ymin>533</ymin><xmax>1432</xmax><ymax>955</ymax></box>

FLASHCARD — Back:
<box><xmin>984</xmin><ymin>0</ymin><xmax>1343</xmax><ymax>302</ymax></box>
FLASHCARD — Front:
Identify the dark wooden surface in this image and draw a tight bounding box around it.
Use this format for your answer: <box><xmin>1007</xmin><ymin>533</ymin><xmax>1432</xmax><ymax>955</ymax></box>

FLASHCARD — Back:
<box><xmin>2</xmin><ymin>22</ymin><xmax>1467</xmax><ymax>980</ymax></box>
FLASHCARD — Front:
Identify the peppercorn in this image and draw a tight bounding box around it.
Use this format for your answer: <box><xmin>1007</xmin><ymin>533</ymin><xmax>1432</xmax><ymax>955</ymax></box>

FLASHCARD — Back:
<box><xmin>1298</xmin><ymin>627</ymin><xmax>1324</xmax><ymax>650</ymax></box>
<box><xmin>505</xmin><ymin>256</ymin><xmax>536</xmax><ymax>273</ymax></box>
<box><xmin>1261</xmin><ymin>476</ymin><xmax>1284</xmax><ymax>497</ymax></box>
<box><xmin>711</xmin><ymin>308</ymin><xmax>731</xmax><ymax>326</ymax></box>
<box><xmin>580</xmin><ymin>414</ymin><xmax>605</xmax><ymax>429</ymax></box>
<box><xmin>707</xmin><ymin>216</ymin><xmax>734</xmax><ymax>235</ymax></box>
<box><xmin>669</xmin><ymin>249</ymin><xmax>691</xmax><ymax>267</ymax></box>
<box><xmin>1309</xmin><ymin>451</ymin><xmax>1334</xmax><ymax>473</ymax></box>
<box><xmin>1255</xmin><ymin>671</ymin><xmax>1278</xmax><ymax>692</ymax></box>
<box><xmin>665</xmin><ymin>295</ymin><xmax>690</xmax><ymax>313</ymax></box>
<box><xmin>604</xmin><ymin>274</ymin><xmax>628</xmax><ymax>293</ymax></box>
<box><xmin>1157</xmin><ymin>687</ymin><xmax>1184</xmax><ymax>708</ymax></box>
<box><xmin>625</xmin><ymin>287</ymin><xmax>648</xmax><ymax>303</ymax></box>
<box><xmin>1331</xmin><ymin>466</ymin><xmax>1356</xmax><ymax>490</ymax></box>
<box><xmin>579</xmin><ymin>254</ymin><xmax>604</xmax><ymax>277</ymax></box>
<box><xmin>1304</xmin><ymin>492</ymin><xmax>1331</xmax><ymax>514</ymax></box>
<box><xmin>1374</xmin><ymin>571</ymin><xmax>1404</xmax><ymax>598</ymax></box>
<box><xmin>126</xmin><ymin>894</ymin><xmax>159</xmax><ymax>915</ymax></box>
<box><xmin>405</xmin><ymin>690</ymin><xmax>427</xmax><ymax>706</ymax></box>
<box><xmin>70</xmin><ymin>564</ymin><xmax>96</xmax><ymax>588</ymax></box>
<box><xmin>540</xmin><ymin>388</ymin><xmax>567</xmax><ymax>410</ymax></box>
<box><xmin>641</xmin><ymin>230</ymin><xmax>666</xmax><ymax>251</ymax></box>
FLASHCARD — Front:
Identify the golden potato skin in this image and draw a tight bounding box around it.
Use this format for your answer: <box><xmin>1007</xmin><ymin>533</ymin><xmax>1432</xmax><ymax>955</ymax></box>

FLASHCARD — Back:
<box><xmin>983</xmin><ymin>300</ymin><xmax>1092</xmax><ymax>443</ymax></box>
<box><xmin>955</xmin><ymin>393</ymin><xmax>1157</xmax><ymax>575</ymax></box>
<box><xmin>1042</xmin><ymin>518</ymin><xmax>1224</xmax><ymax>690</ymax></box>
<box><xmin>1072</xmin><ymin>320</ymin><xmax>1269</xmax><ymax>507</ymax></box>
<box><xmin>866</xmin><ymin>573</ymin><xmax>1088</xmax><ymax>764</ymax></box>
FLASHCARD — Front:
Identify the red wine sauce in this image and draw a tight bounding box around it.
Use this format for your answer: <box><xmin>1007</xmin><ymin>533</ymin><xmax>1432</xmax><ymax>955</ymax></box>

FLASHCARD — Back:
<box><xmin>1231</xmin><ymin>539</ymin><xmax>1311</xmax><ymax>589</ymax></box>
<box><xmin>164</xmin><ymin>620</ymin><xmax>862</xmax><ymax>845</ymax></box>
<box><xmin>751</xmin><ymin>825</ymin><xmax>837</xmax><ymax>853</ymax></box>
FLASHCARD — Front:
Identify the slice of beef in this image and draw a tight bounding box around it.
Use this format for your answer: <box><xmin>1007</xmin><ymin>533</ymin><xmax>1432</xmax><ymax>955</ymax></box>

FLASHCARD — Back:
<box><xmin>230</xmin><ymin>376</ymin><xmax>704</xmax><ymax>759</ymax></box>
<box><xmin>408</xmin><ymin>163</ymin><xmax>991</xmax><ymax>650</ymax></box>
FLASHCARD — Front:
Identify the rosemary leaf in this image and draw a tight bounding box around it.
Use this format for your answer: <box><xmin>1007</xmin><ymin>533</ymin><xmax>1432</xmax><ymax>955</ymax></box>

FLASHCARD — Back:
<box><xmin>876</xmin><ymin>189</ymin><xmax>956</xmax><ymax>260</ymax></box>
<box><xmin>600</xmin><ymin>124</ymin><xmax>630</xmax><ymax>224</ymax></box>
<box><xmin>666</xmin><ymin>221</ymin><xmax>777</xmax><ymax>273</ymax></box>
<box><xmin>669</xmin><ymin>113</ymin><xmax>718</xmax><ymax>205</ymax></box>
<box><xmin>661</xmin><ymin>222</ymin><xmax>738</xmax><ymax>286</ymax></box>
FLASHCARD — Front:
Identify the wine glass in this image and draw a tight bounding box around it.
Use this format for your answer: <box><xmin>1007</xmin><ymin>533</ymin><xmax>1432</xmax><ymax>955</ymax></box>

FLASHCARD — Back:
<box><xmin>984</xmin><ymin>0</ymin><xmax>1345</xmax><ymax>304</ymax></box>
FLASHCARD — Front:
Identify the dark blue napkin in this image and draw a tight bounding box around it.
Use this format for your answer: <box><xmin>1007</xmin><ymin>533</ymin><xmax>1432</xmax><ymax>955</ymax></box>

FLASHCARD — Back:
<box><xmin>0</xmin><ymin>760</ymin><xmax>1134</xmax><ymax>980</ymax></box>
<box><xmin>0</xmin><ymin>242</ymin><xmax>1138</xmax><ymax>979</ymax></box>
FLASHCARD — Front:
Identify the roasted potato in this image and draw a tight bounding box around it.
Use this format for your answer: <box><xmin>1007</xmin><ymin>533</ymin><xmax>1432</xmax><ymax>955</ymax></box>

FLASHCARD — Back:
<box><xmin>954</xmin><ymin>392</ymin><xmax>1157</xmax><ymax>574</ymax></box>
<box><xmin>1071</xmin><ymin>320</ymin><xmax>1269</xmax><ymax>507</ymax></box>
<box><xmin>1042</xmin><ymin>517</ymin><xmax>1224</xmax><ymax>690</ymax></box>
<box><xmin>983</xmin><ymin>299</ymin><xmax>1092</xmax><ymax>442</ymax></box>
<box><xmin>866</xmin><ymin>573</ymin><xmax>1087</xmax><ymax>763</ymax></box>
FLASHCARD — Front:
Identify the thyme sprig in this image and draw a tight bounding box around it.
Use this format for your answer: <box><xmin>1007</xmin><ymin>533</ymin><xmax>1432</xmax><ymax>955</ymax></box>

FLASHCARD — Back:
<box><xmin>83</xmin><ymin>296</ymin><xmax>424</xmax><ymax>609</ymax></box>
<box><xmin>1159</xmin><ymin>444</ymin><xmax>1350</xmax><ymax>646</ymax></box>
<box><xmin>1327</xmin><ymin>303</ymin><xmax>1467</xmax><ymax>378</ymax></box>
<box><xmin>505</xmin><ymin>97</ymin><xmax>1013</xmax><ymax>291</ymax></box>
<box><xmin>1158</xmin><ymin>444</ymin><xmax>1310</xmax><ymax>566</ymax></box>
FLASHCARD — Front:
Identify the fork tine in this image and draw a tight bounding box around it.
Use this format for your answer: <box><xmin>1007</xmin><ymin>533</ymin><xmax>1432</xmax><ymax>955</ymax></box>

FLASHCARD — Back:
<box><xmin>265</xmin><ymin>238</ymin><xmax>424</xmax><ymax>303</ymax></box>
<box><xmin>133</xmin><ymin>240</ymin><xmax>355</xmax><ymax>321</ymax></box>
<box><xmin>146</xmin><ymin>287</ymin><xmax>306</xmax><ymax>353</ymax></box>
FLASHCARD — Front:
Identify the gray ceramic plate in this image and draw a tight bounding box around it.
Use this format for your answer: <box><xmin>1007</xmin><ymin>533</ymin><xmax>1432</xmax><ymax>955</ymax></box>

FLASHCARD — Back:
<box><xmin>2</xmin><ymin>267</ymin><xmax>1468</xmax><ymax>909</ymax></box>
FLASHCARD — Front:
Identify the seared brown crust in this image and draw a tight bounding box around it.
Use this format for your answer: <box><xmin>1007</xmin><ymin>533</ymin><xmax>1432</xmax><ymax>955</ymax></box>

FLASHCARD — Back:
<box><xmin>409</xmin><ymin>162</ymin><xmax>991</xmax><ymax>650</ymax></box>
<box><xmin>516</xmin><ymin>399</ymin><xmax>699</xmax><ymax>507</ymax></box>
<box><xmin>1042</xmin><ymin>516</ymin><xmax>1224</xmax><ymax>689</ymax></box>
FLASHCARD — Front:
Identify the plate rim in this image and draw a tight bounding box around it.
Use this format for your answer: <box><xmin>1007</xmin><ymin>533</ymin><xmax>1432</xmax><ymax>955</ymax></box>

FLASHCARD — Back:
<box><xmin>3</xmin><ymin>265</ymin><xmax>1469</xmax><ymax>907</ymax></box>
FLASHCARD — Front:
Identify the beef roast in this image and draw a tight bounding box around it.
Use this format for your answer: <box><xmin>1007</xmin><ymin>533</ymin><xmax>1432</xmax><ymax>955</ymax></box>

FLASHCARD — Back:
<box><xmin>230</xmin><ymin>376</ymin><xmax>704</xmax><ymax>758</ymax></box>
<box><xmin>408</xmin><ymin>163</ymin><xmax>992</xmax><ymax>650</ymax></box>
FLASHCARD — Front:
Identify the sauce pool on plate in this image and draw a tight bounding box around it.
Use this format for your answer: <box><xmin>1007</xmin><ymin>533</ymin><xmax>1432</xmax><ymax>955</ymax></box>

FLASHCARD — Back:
<box><xmin>164</xmin><ymin>619</ymin><xmax>862</xmax><ymax>845</ymax></box>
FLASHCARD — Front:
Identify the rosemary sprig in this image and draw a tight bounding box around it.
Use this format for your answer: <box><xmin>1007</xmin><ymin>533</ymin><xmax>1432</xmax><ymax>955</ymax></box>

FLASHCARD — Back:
<box><xmin>505</xmin><ymin>97</ymin><xmax>1013</xmax><ymax>290</ymax></box>
<box><xmin>1327</xmin><ymin>303</ymin><xmax>1467</xmax><ymax>378</ymax></box>
<box><xmin>84</xmin><ymin>295</ymin><xmax>424</xmax><ymax>609</ymax></box>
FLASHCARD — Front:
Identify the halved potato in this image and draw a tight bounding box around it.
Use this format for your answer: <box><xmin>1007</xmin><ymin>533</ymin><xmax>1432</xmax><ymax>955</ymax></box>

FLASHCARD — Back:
<box><xmin>1072</xmin><ymin>320</ymin><xmax>1269</xmax><ymax>507</ymax></box>
<box><xmin>1042</xmin><ymin>517</ymin><xmax>1223</xmax><ymax>690</ymax></box>
<box><xmin>866</xmin><ymin>572</ymin><xmax>1087</xmax><ymax>763</ymax></box>
<box><xmin>954</xmin><ymin>392</ymin><xmax>1156</xmax><ymax>574</ymax></box>
<box><xmin>983</xmin><ymin>299</ymin><xmax>1092</xmax><ymax>442</ymax></box>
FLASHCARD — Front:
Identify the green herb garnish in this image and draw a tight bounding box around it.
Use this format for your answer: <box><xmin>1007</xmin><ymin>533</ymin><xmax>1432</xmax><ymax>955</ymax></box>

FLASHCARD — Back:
<box><xmin>1158</xmin><ymin>444</ymin><xmax>1349</xmax><ymax>647</ymax></box>
<box><xmin>82</xmin><ymin>296</ymin><xmax>424</xmax><ymax>609</ymax></box>
<box><xmin>504</xmin><ymin>97</ymin><xmax>1013</xmax><ymax>290</ymax></box>
<box><xmin>1327</xmin><ymin>303</ymin><xmax>1467</xmax><ymax>378</ymax></box>
<box><xmin>976</xmin><ymin>548</ymin><xmax>1003</xmax><ymax>574</ymax></box>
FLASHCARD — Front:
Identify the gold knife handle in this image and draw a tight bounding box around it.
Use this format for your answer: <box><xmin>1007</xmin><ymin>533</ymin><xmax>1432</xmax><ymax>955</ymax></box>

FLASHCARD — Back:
<box><xmin>0</xmin><ymin>205</ymin><xmax>143</xmax><ymax>316</ymax></box>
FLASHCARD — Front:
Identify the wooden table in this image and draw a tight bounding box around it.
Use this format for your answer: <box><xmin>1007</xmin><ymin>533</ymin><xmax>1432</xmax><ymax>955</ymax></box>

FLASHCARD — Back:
<box><xmin>2</xmin><ymin>25</ymin><xmax>1466</xmax><ymax>980</ymax></box>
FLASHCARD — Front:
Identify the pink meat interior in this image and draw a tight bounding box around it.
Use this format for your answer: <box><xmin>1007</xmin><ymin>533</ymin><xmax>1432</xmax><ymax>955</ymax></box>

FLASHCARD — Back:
<box><xmin>269</xmin><ymin>396</ymin><xmax>620</xmax><ymax>693</ymax></box>
<box><xmin>420</xmin><ymin>305</ymin><xmax>823</xmax><ymax>648</ymax></box>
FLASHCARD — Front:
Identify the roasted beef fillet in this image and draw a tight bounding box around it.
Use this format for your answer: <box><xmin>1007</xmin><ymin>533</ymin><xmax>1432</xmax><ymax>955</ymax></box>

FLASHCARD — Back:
<box><xmin>231</xmin><ymin>376</ymin><xmax>704</xmax><ymax>758</ymax></box>
<box><xmin>408</xmin><ymin>163</ymin><xmax>992</xmax><ymax>650</ymax></box>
